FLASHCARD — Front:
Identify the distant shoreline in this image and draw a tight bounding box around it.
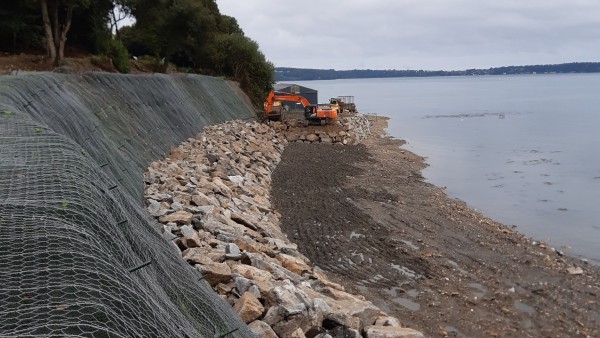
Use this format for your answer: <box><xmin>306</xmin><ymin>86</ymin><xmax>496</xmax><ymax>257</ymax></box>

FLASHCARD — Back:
<box><xmin>275</xmin><ymin>61</ymin><xmax>600</xmax><ymax>81</ymax></box>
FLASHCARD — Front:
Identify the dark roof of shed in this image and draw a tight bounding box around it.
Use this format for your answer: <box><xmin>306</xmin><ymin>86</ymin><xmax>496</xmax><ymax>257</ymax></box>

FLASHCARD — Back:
<box><xmin>274</xmin><ymin>83</ymin><xmax>317</xmax><ymax>92</ymax></box>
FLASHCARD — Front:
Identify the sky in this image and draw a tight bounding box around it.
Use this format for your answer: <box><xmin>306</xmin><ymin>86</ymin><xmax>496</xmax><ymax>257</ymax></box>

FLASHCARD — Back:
<box><xmin>214</xmin><ymin>0</ymin><xmax>600</xmax><ymax>71</ymax></box>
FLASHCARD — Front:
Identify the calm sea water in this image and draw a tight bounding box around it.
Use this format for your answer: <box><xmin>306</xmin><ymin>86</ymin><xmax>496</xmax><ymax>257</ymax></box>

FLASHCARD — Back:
<box><xmin>294</xmin><ymin>74</ymin><xmax>600</xmax><ymax>264</ymax></box>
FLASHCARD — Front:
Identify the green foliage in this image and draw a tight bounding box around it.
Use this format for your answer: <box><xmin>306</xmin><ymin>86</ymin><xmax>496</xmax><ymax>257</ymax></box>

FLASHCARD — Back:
<box><xmin>90</xmin><ymin>55</ymin><xmax>114</xmax><ymax>72</ymax></box>
<box><xmin>108</xmin><ymin>39</ymin><xmax>129</xmax><ymax>73</ymax></box>
<box><xmin>131</xmin><ymin>56</ymin><xmax>169</xmax><ymax>73</ymax></box>
<box><xmin>218</xmin><ymin>15</ymin><xmax>243</xmax><ymax>35</ymax></box>
<box><xmin>0</xmin><ymin>0</ymin><xmax>111</xmax><ymax>54</ymax></box>
<box><xmin>0</xmin><ymin>0</ymin><xmax>42</xmax><ymax>52</ymax></box>
<box><xmin>2</xmin><ymin>0</ymin><xmax>274</xmax><ymax>107</ymax></box>
<box><xmin>122</xmin><ymin>0</ymin><xmax>274</xmax><ymax>106</ymax></box>
<box><xmin>68</xmin><ymin>0</ymin><xmax>113</xmax><ymax>53</ymax></box>
<box><xmin>210</xmin><ymin>34</ymin><xmax>274</xmax><ymax>106</ymax></box>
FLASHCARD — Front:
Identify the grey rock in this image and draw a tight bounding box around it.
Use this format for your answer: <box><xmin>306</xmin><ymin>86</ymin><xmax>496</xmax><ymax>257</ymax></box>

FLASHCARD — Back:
<box><xmin>320</xmin><ymin>136</ymin><xmax>332</xmax><ymax>143</ymax></box>
<box><xmin>234</xmin><ymin>275</ymin><xmax>254</xmax><ymax>295</ymax></box>
<box><xmin>171</xmin><ymin>202</ymin><xmax>184</xmax><ymax>211</ymax></box>
<box><xmin>225</xmin><ymin>243</ymin><xmax>242</xmax><ymax>260</ymax></box>
<box><xmin>248</xmin><ymin>284</ymin><xmax>261</xmax><ymax>299</ymax></box>
<box><xmin>313</xmin><ymin>298</ymin><xmax>332</xmax><ymax>314</ymax></box>
<box><xmin>147</xmin><ymin>193</ymin><xmax>171</xmax><ymax>201</ymax></box>
<box><xmin>314</xmin><ymin>334</ymin><xmax>334</xmax><ymax>338</ymax></box>
<box><xmin>273</xmin><ymin>311</ymin><xmax>322</xmax><ymax>338</ymax></box>
<box><xmin>164</xmin><ymin>222</ymin><xmax>179</xmax><ymax>233</ymax></box>
<box><xmin>228</xmin><ymin>175</ymin><xmax>244</xmax><ymax>186</ymax></box>
<box><xmin>216</xmin><ymin>233</ymin><xmax>236</xmax><ymax>244</ymax></box>
<box><xmin>180</xmin><ymin>225</ymin><xmax>201</xmax><ymax>248</ymax></box>
<box><xmin>263</xmin><ymin>305</ymin><xmax>285</xmax><ymax>326</ymax></box>
<box><xmin>148</xmin><ymin>199</ymin><xmax>169</xmax><ymax>217</ymax></box>
<box><xmin>270</xmin><ymin>282</ymin><xmax>307</xmax><ymax>317</ymax></box>
<box><xmin>226</xmin><ymin>243</ymin><xmax>241</xmax><ymax>255</ymax></box>
<box><xmin>147</xmin><ymin>199</ymin><xmax>161</xmax><ymax>215</ymax></box>
<box><xmin>206</xmin><ymin>153</ymin><xmax>220</xmax><ymax>163</ymax></box>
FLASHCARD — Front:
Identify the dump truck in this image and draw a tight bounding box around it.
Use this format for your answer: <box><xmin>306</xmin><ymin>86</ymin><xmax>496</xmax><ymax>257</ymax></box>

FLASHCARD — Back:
<box><xmin>330</xmin><ymin>96</ymin><xmax>356</xmax><ymax>113</ymax></box>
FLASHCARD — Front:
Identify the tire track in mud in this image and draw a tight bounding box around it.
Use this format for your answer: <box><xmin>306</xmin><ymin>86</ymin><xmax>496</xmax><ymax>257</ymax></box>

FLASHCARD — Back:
<box><xmin>272</xmin><ymin>143</ymin><xmax>431</xmax><ymax>288</ymax></box>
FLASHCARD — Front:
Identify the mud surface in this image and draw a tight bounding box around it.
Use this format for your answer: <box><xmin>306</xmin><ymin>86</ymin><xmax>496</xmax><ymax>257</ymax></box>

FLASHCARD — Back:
<box><xmin>272</xmin><ymin>116</ymin><xmax>600</xmax><ymax>337</ymax></box>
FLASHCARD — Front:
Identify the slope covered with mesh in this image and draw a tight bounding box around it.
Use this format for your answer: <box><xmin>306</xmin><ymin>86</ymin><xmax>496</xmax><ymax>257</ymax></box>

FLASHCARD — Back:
<box><xmin>0</xmin><ymin>72</ymin><xmax>256</xmax><ymax>337</ymax></box>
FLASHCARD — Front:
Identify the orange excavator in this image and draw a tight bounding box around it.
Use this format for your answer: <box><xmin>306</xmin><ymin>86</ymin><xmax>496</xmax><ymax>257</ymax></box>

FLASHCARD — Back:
<box><xmin>263</xmin><ymin>90</ymin><xmax>337</xmax><ymax>125</ymax></box>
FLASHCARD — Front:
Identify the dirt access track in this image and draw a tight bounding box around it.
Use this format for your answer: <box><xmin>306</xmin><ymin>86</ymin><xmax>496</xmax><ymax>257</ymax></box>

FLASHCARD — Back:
<box><xmin>271</xmin><ymin>115</ymin><xmax>600</xmax><ymax>337</ymax></box>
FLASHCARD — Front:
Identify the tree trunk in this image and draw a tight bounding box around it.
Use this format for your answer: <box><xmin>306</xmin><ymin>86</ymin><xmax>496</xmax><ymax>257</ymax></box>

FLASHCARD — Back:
<box><xmin>111</xmin><ymin>9</ymin><xmax>121</xmax><ymax>41</ymax></box>
<box><xmin>51</xmin><ymin>1</ymin><xmax>59</xmax><ymax>49</ymax></box>
<box><xmin>57</xmin><ymin>4</ymin><xmax>74</xmax><ymax>65</ymax></box>
<box><xmin>38</xmin><ymin>0</ymin><xmax>75</xmax><ymax>66</ymax></box>
<box><xmin>39</xmin><ymin>0</ymin><xmax>56</xmax><ymax>61</ymax></box>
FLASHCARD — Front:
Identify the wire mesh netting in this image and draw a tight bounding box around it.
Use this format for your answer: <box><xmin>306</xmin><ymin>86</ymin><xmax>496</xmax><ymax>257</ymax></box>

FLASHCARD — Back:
<box><xmin>0</xmin><ymin>72</ymin><xmax>257</xmax><ymax>337</ymax></box>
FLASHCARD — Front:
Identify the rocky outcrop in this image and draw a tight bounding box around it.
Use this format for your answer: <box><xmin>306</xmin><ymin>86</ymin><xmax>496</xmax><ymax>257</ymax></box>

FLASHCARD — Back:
<box><xmin>144</xmin><ymin>115</ymin><xmax>423</xmax><ymax>337</ymax></box>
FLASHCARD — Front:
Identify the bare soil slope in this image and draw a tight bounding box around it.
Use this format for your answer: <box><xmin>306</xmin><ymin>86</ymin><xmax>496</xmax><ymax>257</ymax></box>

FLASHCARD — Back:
<box><xmin>272</xmin><ymin>116</ymin><xmax>600</xmax><ymax>337</ymax></box>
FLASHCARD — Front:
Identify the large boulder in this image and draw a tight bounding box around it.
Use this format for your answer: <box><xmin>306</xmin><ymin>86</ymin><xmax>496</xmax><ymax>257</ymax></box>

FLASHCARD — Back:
<box><xmin>276</xmin><ymin>253</ymin><xmax>311</xmax><ymax>275</ymax></box>
<box><xmin>179</xmin><ymin>225</ymin><xmax>201</xmax><ymax>248</ymax></box>
<box><xmin>233</xmin><ymin>292</ymin><xmax>264</xmax><ymax>324</ymax></box>
<box><xmin>195</xmin><ymin>261</ymin><xmax>232</xmax><ymax>286</ymax></box>
<box><xmin>306</xmin><ymin>134</ymin><xmax>320</xmax><ymax>142</ymax></box>
<box><xmin>231</xmin><ymin>263</ymin><xmax>276</xmax><ymax>296</ymax></box>
<box><xmin>159</xmin><ymin>210</ymin><xmax>193</xmax><ymax>225</ymax></box>
<box><xmin>267</xmin><ymin>281</ymin><xmax>309</xmax><ymax>316</ymax></box>
<box><xmin>248</xmin><ymin>320</ymin><xmax>278</xmax><ymax>338</ymax></box>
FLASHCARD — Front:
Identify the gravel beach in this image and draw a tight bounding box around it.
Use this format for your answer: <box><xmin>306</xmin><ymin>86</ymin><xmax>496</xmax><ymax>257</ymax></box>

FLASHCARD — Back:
<box><xmin>272</xmin><ymin>115</ymin><xmax>600</xmax><ymax>337</ymax></box>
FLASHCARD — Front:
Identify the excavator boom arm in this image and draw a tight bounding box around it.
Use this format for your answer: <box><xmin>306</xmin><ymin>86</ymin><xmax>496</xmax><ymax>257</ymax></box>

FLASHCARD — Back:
<box><xmin>262</xmin><ymin>90</ymin><xmax>337</xmax><ymax>122</ymax></box>
<box><xmin>263</xmin><ymin>90</ymin><xmax>313</xmax><ymax>120</ymax></box>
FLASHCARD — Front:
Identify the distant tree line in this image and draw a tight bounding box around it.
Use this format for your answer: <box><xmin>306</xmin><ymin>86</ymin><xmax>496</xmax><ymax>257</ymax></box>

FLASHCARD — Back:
<box><xmin>275</xmin><ymin>62</ymin><xmax>600</xmax><ymax>81</ymax></box>
<box><xmin>0</xmin><ymin>0</ymin><xmax>273</xmax><ymax>106</ymax></box>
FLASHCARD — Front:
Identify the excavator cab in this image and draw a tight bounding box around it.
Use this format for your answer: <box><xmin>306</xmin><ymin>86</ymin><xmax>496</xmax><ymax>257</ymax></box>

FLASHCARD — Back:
<box><xmin>303</xmin><ymin>105</ymin><xmax>336</xmax><ymax>126</ymax></box>
<box><xmin>304</xmin><ymin>106</ymin><xmax>316</xmax><ymax>118</ymax></box>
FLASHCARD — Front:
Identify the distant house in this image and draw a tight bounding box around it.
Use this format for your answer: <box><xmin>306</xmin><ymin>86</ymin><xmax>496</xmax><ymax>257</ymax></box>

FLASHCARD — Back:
<box><xmin>274</xmin><ymin>83</ymin><xmax>318</xmax><ymax>105</ymax></box>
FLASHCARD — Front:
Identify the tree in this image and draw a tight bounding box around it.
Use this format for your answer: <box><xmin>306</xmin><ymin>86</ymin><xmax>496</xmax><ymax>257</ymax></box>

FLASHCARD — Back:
<box><xmin>109</xmin><ymin>0</ymin><xmax>133</xmax><ymax>41</ymax></box>
<box><xmin>68</xmin><ymin>0</ymin><xmax>113</xmax><ymax>54</ymax></box>
<box><xmin>38</xmin><ymin>0</ymin><xmax>90</xmax><ymax>65</ymax></box>
<box><xmin>118</xmin><ymin>0</ymin><xmax>275</xmax><ymax>106</ymax></box>
<box><xmin>0</xmin><ymin>1</ymin><xmax>41</xmax><ymax>52</ymax></box>
<box><xmin>210</xmin><ymin>34</ymin><xmax>274</xmax><ymax>106</ymax></box>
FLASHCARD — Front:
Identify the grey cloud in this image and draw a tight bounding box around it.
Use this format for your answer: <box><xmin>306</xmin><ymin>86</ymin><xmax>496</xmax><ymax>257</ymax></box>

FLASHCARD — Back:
<box><xmin>216</xmin><ymin>0</ymin><xmax>600</xmax><ymax>70</ymax></box>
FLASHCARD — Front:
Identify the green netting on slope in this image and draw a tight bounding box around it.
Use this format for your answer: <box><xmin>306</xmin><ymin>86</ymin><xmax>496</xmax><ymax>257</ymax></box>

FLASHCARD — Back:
<box><xmin>0</xmin><ymin>73</ymin><xmax>256</xmax><ymax>337</ymax></box>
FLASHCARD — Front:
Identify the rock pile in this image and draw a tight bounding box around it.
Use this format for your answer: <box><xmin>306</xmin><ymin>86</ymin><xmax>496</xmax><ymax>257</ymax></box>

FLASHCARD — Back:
<box><xmin>279</xmin><ymin>115</ymin><xmax>372</xmax><ymax>145</ymax></box>
<box><xmin>144</xmin><ymin>117</ymin><xmax>423</xmax><ymax>338</ymax></box>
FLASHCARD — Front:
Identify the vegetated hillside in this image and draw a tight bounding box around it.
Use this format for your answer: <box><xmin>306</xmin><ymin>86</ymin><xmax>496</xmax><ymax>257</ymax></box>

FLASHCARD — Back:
<box><xmin>0</xmin><ymin>0</ymin><xmax>273</xmax><ymax>106</ymax></box>
<box><xmin>0</xmin><ymin>72</ymin><xmax>256</xmax><ymax>337</ymax></box>
<box><xmin>275</xmin><ymin>62</ymin><xmax>600</xmax><ymax>81</ymax></box>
